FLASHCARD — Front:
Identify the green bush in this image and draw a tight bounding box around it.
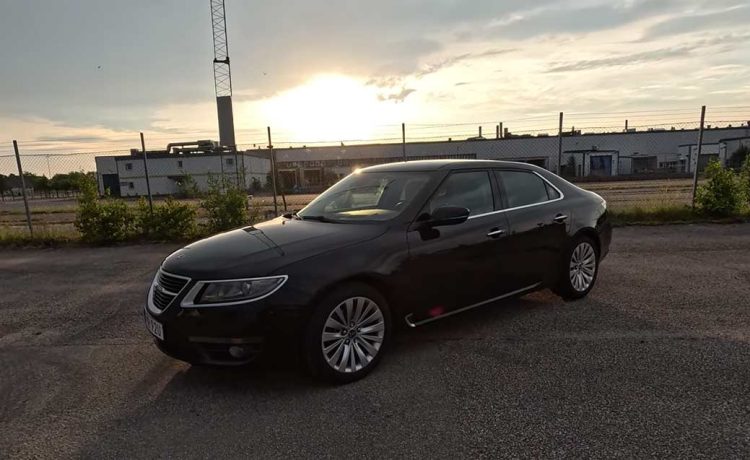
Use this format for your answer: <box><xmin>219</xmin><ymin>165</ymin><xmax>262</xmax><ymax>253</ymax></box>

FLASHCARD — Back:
<box><xmin>695</xmin><ymin>160</ymin><xmax>743</xmax><ymax>216</ymax></box>
<box><xmin>74</xmin><ymin>175</ymin><xmax>134</xmax><ymax>243</ymax></box>
<box><xmin>201</xmin><ymin>177</ymin><xmax>248</xmax><ymax>232</ymax></box>
<box><xmin>175</xmin><ymin>173</ymin><xmax>201</xmax><ymax>198</ymax></box>
<box><xmin>136</xmin><ymin>197</ymin><xmax>197</xmax><ymax>241</ymax></box>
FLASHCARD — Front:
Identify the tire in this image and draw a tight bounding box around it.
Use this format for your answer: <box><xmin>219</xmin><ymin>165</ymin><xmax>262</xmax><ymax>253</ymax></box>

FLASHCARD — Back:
<box><xmin>303</xmin><ymin>282</ymin><xmax>392</xmax><ymax>384</ymax></box>
<box><xmin>554</xmin><ymin>235</ymin><xmax>599</xmax><ymax>301</ymax></box>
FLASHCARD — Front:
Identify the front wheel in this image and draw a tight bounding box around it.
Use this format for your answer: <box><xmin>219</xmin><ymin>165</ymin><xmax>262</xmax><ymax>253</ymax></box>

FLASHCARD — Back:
<box><xmin>554</xmin><ymin>235</ymin><xmax>599</xmax><ymax>300</ymax></box>
<box><xmin>303</xmin><ymin>282</ymin><xmax>391</xmax><ymax>383</ymax></box>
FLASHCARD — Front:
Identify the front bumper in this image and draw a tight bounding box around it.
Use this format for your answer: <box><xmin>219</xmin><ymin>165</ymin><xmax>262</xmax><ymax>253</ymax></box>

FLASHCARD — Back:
<box><xmin>145</xmin><ymin>301</ymin><xmax>309</xmax><ymax>366</ymax></box>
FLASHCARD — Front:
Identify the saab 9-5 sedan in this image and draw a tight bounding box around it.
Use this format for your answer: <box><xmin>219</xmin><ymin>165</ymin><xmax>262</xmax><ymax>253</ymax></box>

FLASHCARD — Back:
<box><xmin>145</xmin><ymin>160</ymin><xmax>611</xmax><ymax>383</ymax></box>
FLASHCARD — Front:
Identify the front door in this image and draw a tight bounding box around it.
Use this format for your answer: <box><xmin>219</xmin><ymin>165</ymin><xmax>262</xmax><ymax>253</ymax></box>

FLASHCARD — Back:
<box><xmin>404</xmin><ymin>170</ymin><xmax>515</xmax><ymax>324</ymax></box>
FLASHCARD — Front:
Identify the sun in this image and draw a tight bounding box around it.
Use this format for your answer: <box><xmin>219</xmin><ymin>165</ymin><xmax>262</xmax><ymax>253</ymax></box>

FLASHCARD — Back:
<box><xmin>259</xmin><ymin>74</ymin><xmax>386</xmax><ymax>144</ymax></box>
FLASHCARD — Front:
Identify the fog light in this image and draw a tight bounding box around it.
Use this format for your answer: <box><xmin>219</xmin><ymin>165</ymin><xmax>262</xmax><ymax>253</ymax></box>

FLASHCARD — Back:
<box><xmin>228</xmin><ymin>345</ymin><xmax>248</xmax><ymax>358</ymax></box>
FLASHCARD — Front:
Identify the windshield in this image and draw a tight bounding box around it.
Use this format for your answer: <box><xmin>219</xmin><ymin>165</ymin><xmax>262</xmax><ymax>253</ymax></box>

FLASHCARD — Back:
<box><xmin>297</xmin><ymin>171</ymin><xmax>431</xmax><ymax>222</ymax></box>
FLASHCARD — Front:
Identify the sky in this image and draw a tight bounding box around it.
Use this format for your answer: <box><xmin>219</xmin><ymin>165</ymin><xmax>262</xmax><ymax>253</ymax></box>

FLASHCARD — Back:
<box><xmin>1</xmin><ymin>0</ymin><xmax>749</xmax><ymax>154</ymax></box>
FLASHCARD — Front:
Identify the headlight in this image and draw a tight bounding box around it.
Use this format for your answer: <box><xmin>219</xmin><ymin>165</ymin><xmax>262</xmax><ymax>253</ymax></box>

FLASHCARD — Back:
<box><xmin>180</xmin><ymin>275</ymin><xmax>288</xmax><ymax>307</ymax></box>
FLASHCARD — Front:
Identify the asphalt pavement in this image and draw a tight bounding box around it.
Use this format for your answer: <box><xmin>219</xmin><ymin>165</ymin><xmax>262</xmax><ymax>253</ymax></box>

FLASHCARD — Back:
<box><xmin>1</xmin><ymin>224</ymin><xmax>749</xmax><ymax>458</ymax></box>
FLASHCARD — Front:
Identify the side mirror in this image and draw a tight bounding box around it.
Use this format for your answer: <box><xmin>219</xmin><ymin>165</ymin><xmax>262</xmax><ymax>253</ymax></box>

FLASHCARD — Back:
<box><xmin>428</xmin><ymin>206</ymin><xmax>470</xmax><ymax>227</ymax></box>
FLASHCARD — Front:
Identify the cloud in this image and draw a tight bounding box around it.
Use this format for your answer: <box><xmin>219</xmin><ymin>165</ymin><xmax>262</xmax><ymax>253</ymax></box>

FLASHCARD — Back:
<box><xmin>642</xmin><ymin>4</ymin><xmax>750</xmax><ymax>40</ymax></box>
<box><xmin>546</xmin><ymin>35</ymin><xmax>747</xmax><ymax>72</ymax></box>
<box><xmin>477</xmin><ymin>0</ymin><xmax>678</xmax><ymax>40</ymax></box>
<box><xmin>377</xmin><ymin>88</ymin><xmax>416</xmax><ymax>103</ymax></box>
<box><xmin>35</xmin><ymin>135</ymin><xmax>111</xmax><ymax>143</ymax></box>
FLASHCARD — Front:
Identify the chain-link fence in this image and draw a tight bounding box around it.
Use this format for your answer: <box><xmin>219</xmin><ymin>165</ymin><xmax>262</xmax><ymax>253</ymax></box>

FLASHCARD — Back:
<box><xmin>2</xmin><ymin>105</ymin><xmax>749</xmax><ymax>237</ymax></box>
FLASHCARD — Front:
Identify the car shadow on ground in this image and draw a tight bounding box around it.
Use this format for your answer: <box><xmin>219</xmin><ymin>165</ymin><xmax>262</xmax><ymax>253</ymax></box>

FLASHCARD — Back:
<box><xmin>136</xmin><ymin>290</ymin><xmax>566</xmax><ymax>392</ymax></box>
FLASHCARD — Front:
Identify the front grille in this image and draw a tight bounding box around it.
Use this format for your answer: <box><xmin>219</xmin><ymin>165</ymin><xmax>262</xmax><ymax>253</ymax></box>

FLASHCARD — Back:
<box><xmin>158</xmin><ymin>271</ymin><xmax>189</xmax><ymax>294</ymax></box>
<box><xmin>151</xmin><ymin>270</ymin><xmax>190</xmax><ymax>312</ymax></box>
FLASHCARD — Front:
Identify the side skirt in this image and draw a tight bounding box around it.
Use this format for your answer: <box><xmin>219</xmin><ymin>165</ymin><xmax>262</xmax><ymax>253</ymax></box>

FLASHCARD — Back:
<box><xmin>403</xmin><ymin>282</ymin><xmax>543</xmax><ymax>328</ymax></box>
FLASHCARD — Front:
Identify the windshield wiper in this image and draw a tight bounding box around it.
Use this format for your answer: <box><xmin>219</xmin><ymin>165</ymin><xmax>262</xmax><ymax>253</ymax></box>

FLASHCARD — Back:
<box><xmin>299</xmin><ymin>215</ymin><xmax>336</xmax><ymax>223</ymax></box>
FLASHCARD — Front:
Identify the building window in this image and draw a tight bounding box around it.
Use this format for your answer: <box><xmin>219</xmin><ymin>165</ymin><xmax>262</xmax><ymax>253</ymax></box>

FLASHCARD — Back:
<box><xmin>129</xmin><ymin>182</ymin><xmax>135</xmax><ymax>189</ymax></box>
<box><xmin>177</xmin><ymin>160</ymin><xmax>183</xmax><ymax>168</ymax></box>
<box><xmin>125</xmin><ymin>163</ymin><xmax>133</xmax><ymax>171</ymax></box>
<box><xmin>225</xmin><ymin>158</ymin><xmax>234</xmax><ymax>166</ymax></box>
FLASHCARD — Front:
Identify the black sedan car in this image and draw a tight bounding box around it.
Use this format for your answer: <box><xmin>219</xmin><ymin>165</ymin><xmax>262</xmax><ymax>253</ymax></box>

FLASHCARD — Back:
<box><xmin>145</xmin><ymin>160</ymin><xmax>611</xmax><ymax>382</ymax></box>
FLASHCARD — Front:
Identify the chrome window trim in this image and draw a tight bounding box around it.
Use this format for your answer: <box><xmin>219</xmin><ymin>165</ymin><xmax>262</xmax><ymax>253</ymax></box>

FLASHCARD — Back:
<box><xmin>180</xmin><ymin>275</ymin><xmax>289</xmax><ymax>308</ymax></box>
<box><xmin>468</xmin><ymin>170</ymin><xmax>565</xmax><ymax>220</ymax></box>
<box><xmin>147</xmin><ymin>269</ymin><xmax>192</xmax><ymax>316</ymax></box>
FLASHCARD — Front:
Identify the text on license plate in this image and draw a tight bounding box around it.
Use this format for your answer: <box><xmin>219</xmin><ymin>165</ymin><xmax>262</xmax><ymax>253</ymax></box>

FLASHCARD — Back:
<box><xmin>144</xmin><ymin>312</ymin><xmax>164</xmax><ymax>340</ymax></box>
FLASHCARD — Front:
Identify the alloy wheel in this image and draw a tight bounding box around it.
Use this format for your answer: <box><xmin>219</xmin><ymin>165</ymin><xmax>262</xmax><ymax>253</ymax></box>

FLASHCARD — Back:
<box><xmin>569</xmin><ymin>242</ymin><xmax>596</xmax><ymax>292</ymax></box>
<box><xmin>321</xmin><ymin>296</ymin><xmax>385</xmax><ymax>373</ymax></box>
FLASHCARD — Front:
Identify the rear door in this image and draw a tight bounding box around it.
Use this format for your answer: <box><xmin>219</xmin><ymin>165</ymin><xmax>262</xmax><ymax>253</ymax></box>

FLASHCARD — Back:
<box><xmin>404</xmin><ymin>170</ymin><xmax>515</xmax><ymax>323</ymax></box>
<box><xmin>494</xmin><ymin>169</ymin><xmax>568</xmax><ymax>286</ymax></box>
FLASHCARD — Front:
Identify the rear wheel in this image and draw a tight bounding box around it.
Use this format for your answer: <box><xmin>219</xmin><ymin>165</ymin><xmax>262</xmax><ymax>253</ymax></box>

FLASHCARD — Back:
<box><xmin>554</xmin><ymin>235</ymin><xmax>599</xmax><ymax>300</ymax></box>
<box><xmin>303</xmin><ymin>282</ymin><xmax>391</xmax><ymax>383</ymax></box>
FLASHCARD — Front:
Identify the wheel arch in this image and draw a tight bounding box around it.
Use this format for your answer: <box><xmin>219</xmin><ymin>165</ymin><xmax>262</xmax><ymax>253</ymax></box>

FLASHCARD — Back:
<box><xmin>573</xmin><ymin>227</ymin><xmax>601</xmax><ymax>255</ymax></box>
<box><xmin>307</xmin><ymin>273</ymin><xmax>399</xmax><ymax>316</ymax></box>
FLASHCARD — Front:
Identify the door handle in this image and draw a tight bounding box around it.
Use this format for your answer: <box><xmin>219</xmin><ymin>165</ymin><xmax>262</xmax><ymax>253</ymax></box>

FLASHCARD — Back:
<box><xmin>553</xmin><ymin>214</ymin><xmax>568</xmax><ymax>223</ymax></box>
<box><xmin>486</xmin><ymin>228</ymin><xmax>506</xmax><ymax>238</ymax></box>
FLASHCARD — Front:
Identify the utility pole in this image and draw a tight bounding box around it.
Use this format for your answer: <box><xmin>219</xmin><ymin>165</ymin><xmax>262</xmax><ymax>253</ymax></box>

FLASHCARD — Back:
<box><xmin>12</xmin><ymin>141</ymin><xmax>33</xmax><ymax>236</ymax></box>
<box><xmin>557</xmin><ymin>112</ymin><xmax>564</xmax><ymax>175</ymax></box>
<box><xmin>140</xmin><ymin>132</ymin><xmax>153</xmax><ymax>213</ymax></box>
<box><xmin>401</xmin><ymin>123</ymin><xmax>407</xmax><ymax>161</ymax></box>
<box><xmin>691</xmin><ymin>105</ymin><xmax>706</xmax><ymax>209</ymax></box>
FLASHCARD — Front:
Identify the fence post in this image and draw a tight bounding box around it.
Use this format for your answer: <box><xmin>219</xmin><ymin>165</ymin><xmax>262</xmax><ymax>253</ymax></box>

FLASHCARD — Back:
<box><xmin>557</xmin><ymin>112</ymin><xmax>564</xmax><ymax>175</ymax></box>
<box><xmin>402</xmin><ymin>123</ymin><xmax>407</xmax><ymax>161</ymax></box>
<box><xmin>12</xmin><ymin>140</ymin><xmax>33</xmax><ymax>236</ymax></box>
<box><xmin>140</xmin><ymin>132</ymin><xmax>153</xmax><ymax>213</ymax></box>
<box><xmin>267</xmin><ymin>127</ymin><xmax>279</xmax><ymax>216</ymax></box>
<box><xmin>691</xmin><ymin>105</ymin><xmax>706</xmax><ymax>209</ymax></box>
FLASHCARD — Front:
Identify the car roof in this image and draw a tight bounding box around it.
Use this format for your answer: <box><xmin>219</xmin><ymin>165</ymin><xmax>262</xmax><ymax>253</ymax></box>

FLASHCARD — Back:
<box><xmin>361</xmin><ymin>159</ymin><xmax>534</xmax><ymax>172</ymax></box>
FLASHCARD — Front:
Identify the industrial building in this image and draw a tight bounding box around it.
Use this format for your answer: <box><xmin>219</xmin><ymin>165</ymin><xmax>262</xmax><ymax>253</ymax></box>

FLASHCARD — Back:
<box><xmin>94</xmin><ymin>126</ymin><xmax>750</xmax><ymax>196</ymax></box>
<box><xmin>271</xmin><ymin>126</ymin><xmax>750</xmax><ymax>191</ymax></box>
<box><xmin>95</xmin><ymin>145</ymin><xmax>270</xmax><ymax>197</ymax></box>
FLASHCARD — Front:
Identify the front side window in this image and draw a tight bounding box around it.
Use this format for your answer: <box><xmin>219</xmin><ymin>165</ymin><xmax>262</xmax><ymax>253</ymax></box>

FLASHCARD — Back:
<box><xmin>495</xmin><ymin>170</ymin><xmax>555</xmax><ymax>208</ymax></box>
<box><xmin>427</xmin><ymin>171</ymin><xmax>494</xmax><ymax>216</ymax></box>
<box><xmin>298</xmin><ymin>171</ymin><xmax>430</xmax><ymax>222</ymax></box>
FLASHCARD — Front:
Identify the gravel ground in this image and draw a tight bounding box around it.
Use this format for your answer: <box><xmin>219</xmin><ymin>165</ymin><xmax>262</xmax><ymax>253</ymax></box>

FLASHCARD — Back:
<box><xmin>1</xmin><ymin>224</ymin><xmax>749</xmax><ymax>459</ymax></box>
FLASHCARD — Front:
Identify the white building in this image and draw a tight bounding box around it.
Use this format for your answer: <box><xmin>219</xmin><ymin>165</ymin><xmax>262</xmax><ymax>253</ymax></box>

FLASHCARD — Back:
<box><xmin>94</xmin><ymin>125</ymin><xmax>750</xmax><ymax>196</ymax></box>
<box><xmin>95</xmin><ymin>151</ymin><xmax>270</xmax><ymax>197</ymax></box>
<box><xmin>270</xmin><ymin>125</ymin><xmax>750</xmax><ymax>189</ymax></box>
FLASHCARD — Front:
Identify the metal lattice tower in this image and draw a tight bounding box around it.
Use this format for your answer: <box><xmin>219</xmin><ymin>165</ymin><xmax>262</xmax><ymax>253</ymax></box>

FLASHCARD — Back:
<box><xmin>210</xmin><ymin>0</ymin><xmax>236</xmax><ymax>147</ymax></box>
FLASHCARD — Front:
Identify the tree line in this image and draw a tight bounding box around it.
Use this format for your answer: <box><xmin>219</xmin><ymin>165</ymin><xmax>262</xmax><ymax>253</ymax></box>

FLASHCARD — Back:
<box><xmin>0</xmin><ymin>171</ymin><xmax>95</xmax><ymax>197</ymax></box>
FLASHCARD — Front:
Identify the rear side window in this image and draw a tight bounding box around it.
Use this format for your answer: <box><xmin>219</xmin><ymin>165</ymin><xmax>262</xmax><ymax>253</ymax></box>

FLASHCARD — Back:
<box><xmin>496</xmin><ymin>170</ymin><xmax>556</xmax><ymax>208</ymax></box>
<box><xmin>428</xmin><ymin>171</ymin><xmax>494</xmax><ymax>216</ymax></box>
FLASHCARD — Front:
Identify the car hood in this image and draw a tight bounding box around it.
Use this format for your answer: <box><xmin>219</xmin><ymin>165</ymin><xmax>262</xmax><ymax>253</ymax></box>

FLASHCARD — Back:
<box><xmin>161</xmin><ymin>217</ymin><xmax>388</xmax><ymax>279</ymax></box>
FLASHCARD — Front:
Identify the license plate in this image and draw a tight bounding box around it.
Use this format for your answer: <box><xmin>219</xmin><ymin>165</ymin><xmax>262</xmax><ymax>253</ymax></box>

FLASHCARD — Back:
<box><xmin>144</xmin><ymin>311</ymin><xmax>164</xmax><ymax>340</ymax></box>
